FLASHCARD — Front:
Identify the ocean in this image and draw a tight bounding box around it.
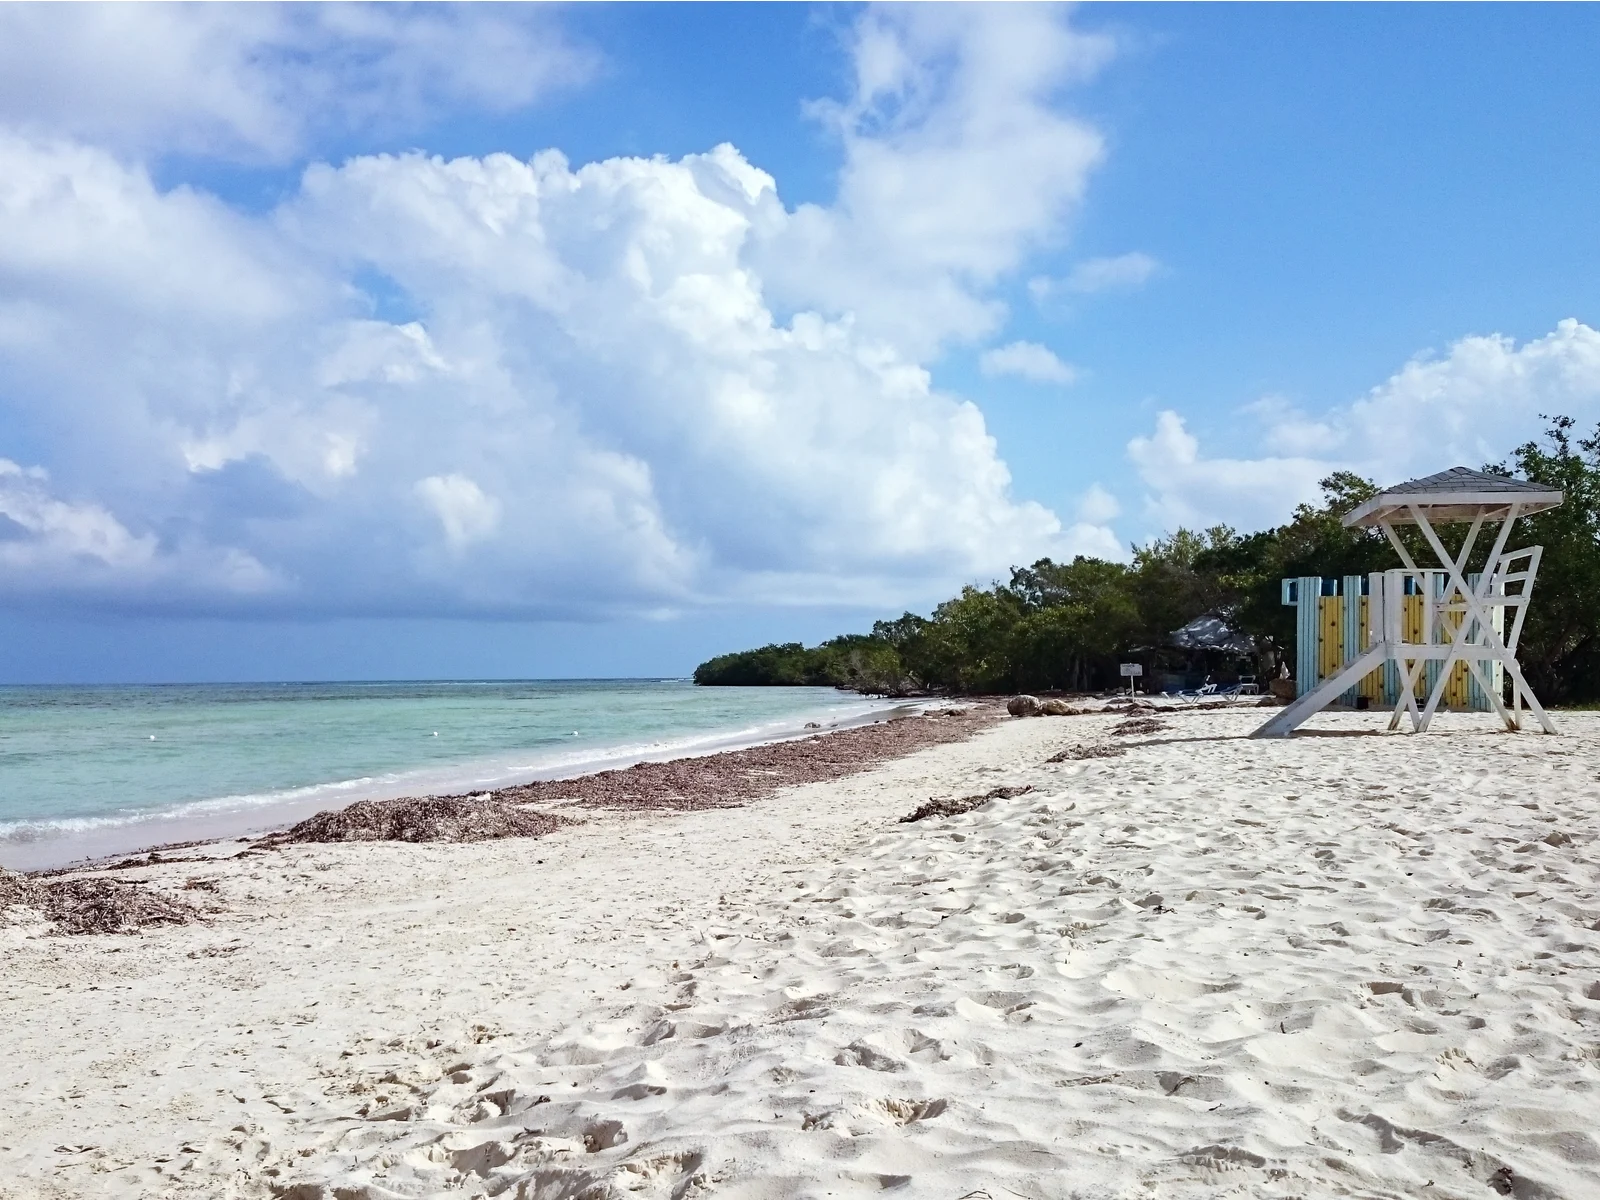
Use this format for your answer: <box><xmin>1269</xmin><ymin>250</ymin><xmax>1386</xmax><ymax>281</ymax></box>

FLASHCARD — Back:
<box><xmin>0</xmin><ymin>680</ymin><xmax>898</xmax><ymax>871</ymax></box>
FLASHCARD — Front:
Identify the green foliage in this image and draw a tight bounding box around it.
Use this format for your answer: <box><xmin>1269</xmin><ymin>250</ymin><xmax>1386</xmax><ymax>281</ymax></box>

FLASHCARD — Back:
<box><xmin>1497</xmin><ymin>416</ymin><xmax>1600</xmax><ymax>702</ymax></box>
<box><xmin>1132</xmin><ymin>526</ymin><xmax>1234</xmax><ymax>653</ymax></box>
<box><xmin>691</xmin><ymin>634</ymin><xmax>910</xmax><ymax>693</ymax></box>
<box><xmin>696</xmin><ymin>417</ymin><xmax>1600</xmax><ymax>701</ymax></box>
<box><xmin>692</xmin><ymin>643</ymin><xmax>816</xmax><ymax>686</ymax></box>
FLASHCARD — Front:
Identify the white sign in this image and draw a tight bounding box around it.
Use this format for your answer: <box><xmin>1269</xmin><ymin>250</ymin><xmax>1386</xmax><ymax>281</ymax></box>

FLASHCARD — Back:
<box><xmin>1119</xmin><ymin>663</ymin><xmax>1143</xmax><ymax>677</ymax></box>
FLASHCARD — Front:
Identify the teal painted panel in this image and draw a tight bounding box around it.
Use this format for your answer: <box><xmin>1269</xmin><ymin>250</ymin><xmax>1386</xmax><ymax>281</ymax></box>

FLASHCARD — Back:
<box><xmin>1341</xmin><ymin>575</ymin><xmax>1362</xmax><ymax>704</ymax></box>
<box><xmin>1296</xmin><ymin>576</ymin><xmax>1320</xmax><ymax>697</ymax></box>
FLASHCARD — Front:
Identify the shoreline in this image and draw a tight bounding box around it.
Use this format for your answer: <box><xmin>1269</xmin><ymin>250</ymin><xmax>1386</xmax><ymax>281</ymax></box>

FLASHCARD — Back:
<box><xmin>15</xmin><ymin>700</ymin><xmax>996</xmax><ymax>876</ymax></box>
<box><xmin>2</xmin><ymin>693</ymin><xmax>935</xmax><ymax>874</ymax></box>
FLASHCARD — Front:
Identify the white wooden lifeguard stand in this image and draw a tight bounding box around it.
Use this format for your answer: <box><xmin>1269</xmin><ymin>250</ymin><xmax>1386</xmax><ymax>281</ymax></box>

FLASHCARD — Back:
<box><xmin>1252</xmin><ymin>467</ymin><xmax>1563</xmax><ymax>738</ymax></box>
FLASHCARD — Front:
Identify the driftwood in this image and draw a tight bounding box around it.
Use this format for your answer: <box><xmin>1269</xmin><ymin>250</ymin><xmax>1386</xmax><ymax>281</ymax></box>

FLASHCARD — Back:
<box><xmin>1046</xmin><ymin>743</ymin><xmax>1127</xmax><ymax>763</ymax></box>
<box><xmin>899</xmin><ymin>784</ymin><xmax>1033</xmax><ymax>824</ymax></box>
<box><xmin>1110</xmin><ymin>718</ymin><xmax>1170</xmax><ymax>737</ymax></box>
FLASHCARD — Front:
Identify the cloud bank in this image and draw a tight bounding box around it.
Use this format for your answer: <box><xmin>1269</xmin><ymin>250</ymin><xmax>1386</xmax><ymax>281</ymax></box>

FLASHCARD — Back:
<box><xmin>1129</xmin><ymin>320</ymin><xmax>1600</xmax><ymax>532</ymax></box>
<box><xmin>0</xmin><ymin>4</ymin><xmax>595</xmax><ymax>163</ymax></box>
<box><xmin>0</xmin><ymin>6</ymin><xmax>1120</xmax><ymax>618</ymax></box>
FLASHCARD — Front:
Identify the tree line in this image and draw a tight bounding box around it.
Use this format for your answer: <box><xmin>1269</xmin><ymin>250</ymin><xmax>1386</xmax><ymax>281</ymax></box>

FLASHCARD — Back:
<box><xmin>692</xmin><ymin>417</ymin><xmax>1600</xmax><ymax>704</ymax></box>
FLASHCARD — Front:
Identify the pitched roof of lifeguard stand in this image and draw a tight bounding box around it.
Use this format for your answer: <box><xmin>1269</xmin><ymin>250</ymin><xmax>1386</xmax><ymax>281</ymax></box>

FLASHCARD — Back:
<box><xmin>1341</xmin><ymin>466</ymin><xmax>1564</xmax><ymax>528</ymax></box>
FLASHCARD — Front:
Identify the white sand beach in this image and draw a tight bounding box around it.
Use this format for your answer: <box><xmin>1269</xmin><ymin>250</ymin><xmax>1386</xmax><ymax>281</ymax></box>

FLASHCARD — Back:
<box><xmin>4</xmin><ymin>708</ymin><xmax>1599</xmax><ymax>1199</ymax></box>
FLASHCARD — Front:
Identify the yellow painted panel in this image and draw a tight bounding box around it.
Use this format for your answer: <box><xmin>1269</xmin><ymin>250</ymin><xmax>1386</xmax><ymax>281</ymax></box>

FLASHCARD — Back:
<box><xmin>1304</xmin><ymin>586</ymin><xmax>1484</xmax><ymax>709</ymax></box>
<box><xmin>1358</xmin><ymin>596</ymin><xmax>1382</xmax><ymax>699</ymax></box>
<box><xmin>1433</xmin><ymin>600</ymin><xmax>1474</xmax><ymax>710</ymax></box>
<box><xmin>1445</xmin><ymin>601</ymin><xmax>1468</xmax><ymax>709</ymax></box>
<box><xmin>1327</xmin><ymin>586</ymin><xmax>1486</xmax><ymax>712</ymax></box>
<box><xmin>1318</xmin><ymin>596</ymin><xmax>1341</xmax><ymax>683</ymax></box>
<box><xmin>1401</xmin><ymin>595</ymin><xmax>1426</xmax><ymax>697</ymax></box>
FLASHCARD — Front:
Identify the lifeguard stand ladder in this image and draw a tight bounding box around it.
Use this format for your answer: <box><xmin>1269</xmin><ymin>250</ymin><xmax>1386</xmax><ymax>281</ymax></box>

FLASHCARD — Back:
<box><xmin>1252</xmin><ymin>467</ymin><xmax>1564</xmax><ymax>739</ymax></box>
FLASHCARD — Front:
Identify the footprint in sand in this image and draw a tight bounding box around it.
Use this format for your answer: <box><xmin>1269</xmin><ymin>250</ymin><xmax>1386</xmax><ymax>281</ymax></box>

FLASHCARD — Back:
<box><xmin>1182</xmin><ymin>1144</ymin><xmax>1267</xmax><ymax>1171</ymax></box>
<box><xmin>870</xmin><ymin>1097</ymin><xmax>947</xmax><ymax>1125</ymax></box>
<box><xmin>834</xmin><ymin>1040</ymin><xmax>903</xmax><ymax>1072</ymax></box>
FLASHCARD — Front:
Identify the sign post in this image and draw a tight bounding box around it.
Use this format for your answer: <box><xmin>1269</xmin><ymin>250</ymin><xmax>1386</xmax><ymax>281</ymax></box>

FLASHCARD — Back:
<box><xmin>1119</xmin><ymin>662</ymin><xmax>1143</xmax><ymax>696</ymax></box>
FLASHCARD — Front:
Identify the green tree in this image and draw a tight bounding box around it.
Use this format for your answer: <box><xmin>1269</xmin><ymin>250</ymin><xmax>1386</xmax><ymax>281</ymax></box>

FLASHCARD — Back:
<box><xmin>1002</xmin><ymin>557</ymin><xmax>1140</xmax><ymax>689</ymax></box>
<box><xmin>1498</xmin><ymin>416</ymin><xmax>1600</xmax><ymax>702</ymax></box>
<box><xmin>1131</xmin><ymin>526</ymin><xmax>1236</xmax><ymax>655</ymax></box>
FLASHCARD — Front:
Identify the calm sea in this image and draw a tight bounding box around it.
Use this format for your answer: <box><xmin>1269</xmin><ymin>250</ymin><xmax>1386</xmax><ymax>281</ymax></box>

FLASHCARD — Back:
<box><xmin>0</xmin><ymin>680</ymin><xmax>897</xmax><ymax>871</ymax></box>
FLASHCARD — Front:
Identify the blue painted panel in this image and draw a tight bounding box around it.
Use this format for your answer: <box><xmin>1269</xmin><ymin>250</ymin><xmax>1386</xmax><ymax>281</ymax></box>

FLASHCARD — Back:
<box><xmin>1423</xmin><ymin>573</ymin><xmax>1442</xmax><ymax>702</ymax></box>
<box><xmin>1341</xmin><ymin>575</ymin><xmax>1362</xmax><ymax>704</ymax></box>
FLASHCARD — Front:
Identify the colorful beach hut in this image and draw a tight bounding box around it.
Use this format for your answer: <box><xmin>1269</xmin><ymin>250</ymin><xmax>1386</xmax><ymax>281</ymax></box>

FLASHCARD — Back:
<box><xmin>1252</xmin><ymin>467</ymin><xmax>1563</xmax><ymax>738</ymax></box>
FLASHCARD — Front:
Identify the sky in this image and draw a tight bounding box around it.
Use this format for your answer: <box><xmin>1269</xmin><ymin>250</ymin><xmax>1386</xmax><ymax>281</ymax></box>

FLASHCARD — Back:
<box><xmin>2</xmin><ymin>2</ymin><xmax>1598</xmax><ymax>683</ymax></box>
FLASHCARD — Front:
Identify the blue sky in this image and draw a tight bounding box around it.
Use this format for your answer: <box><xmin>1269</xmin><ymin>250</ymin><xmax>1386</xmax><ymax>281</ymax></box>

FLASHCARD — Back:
<box><xmin>1</xmin><ymin>3</ymin><xmax>1598</xmax><ymax>682</ymax></box>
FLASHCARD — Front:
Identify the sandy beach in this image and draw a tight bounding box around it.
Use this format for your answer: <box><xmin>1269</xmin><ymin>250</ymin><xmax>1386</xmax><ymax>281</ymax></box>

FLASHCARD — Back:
<box><xmin>4</xmin><ymin>706</ymin><xmax>1599</xmax><ymax>1199</ymax></box>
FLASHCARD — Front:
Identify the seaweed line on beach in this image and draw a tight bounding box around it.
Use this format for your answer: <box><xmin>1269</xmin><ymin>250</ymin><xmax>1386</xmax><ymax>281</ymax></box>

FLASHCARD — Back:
<box><xmin>254</xmin><ymin>705</ymin><xmax>1001</xmax><ymax>851</ymax></box>
<box><xmin>490</xmin><ymin>704</ymin><xmax>1002</xmax><ymax>813</ymax></box>
<box><xmin>21</xmin><ymin>706</ymin><xmax>1004</xmax><ymax>881</ymax></box>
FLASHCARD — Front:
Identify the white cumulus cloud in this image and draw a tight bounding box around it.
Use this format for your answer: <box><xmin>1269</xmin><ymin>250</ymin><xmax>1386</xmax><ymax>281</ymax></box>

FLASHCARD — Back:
<box><xmin>0</xmin><ymin>5</ymin><xmax>1121</xmax><ymax>618</ymax></box>
<box><xmin>761</xmin><ymin>5</ymin><xmax>1113</xmax><ymax>356</ymax></box>
<box><xmin>0</xmin><ymin>459</ymin><xmax>154</xmax><ymax>572</ymax></box>
<box><xmin>0</xmin><ymin>458</ymin><xmax>278</xmax><ymax>601</ymax></box>
<box><xmin>979</xmin><ymin>340</ymin><xmax>1079</xmax><ymax>385</ymax></box>
<box><xmin>1076</xmin><ymin>482</ymin><xmax>1121</xmax><ymax>525</ymax></box>
<box><xmin>416</xmin><ymin>474</ymin><xmax>502</xmax><ymax>548</ymax></box>
<box><xmin>1029</xmin><ymin>251</ymin><xmax>1158</xmax><ymax>303</ymax></box>
<box><xmin>1127</xmin><ymin>411</ymin><xmax>1328</xmax><ymax>533</ymax></box>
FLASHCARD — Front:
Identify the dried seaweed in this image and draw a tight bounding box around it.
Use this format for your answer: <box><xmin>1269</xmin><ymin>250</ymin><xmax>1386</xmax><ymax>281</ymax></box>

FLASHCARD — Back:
<box><xmin>1</xmin><ymin>867</ymin><xmax>197</xmax><ymax>936</ymax></box>
<box><xmin>496</xmin><ymin>706</ymin><xmax>1001</xmax><ymax>813</ymax></box>
<box><xmin>1110</xmin><ymin>718</ymin><xmax>1170</xmax><ymax>737</ymax></box>
<box><xmin>899</xmin><ymin>784</ymin><xmax>1033</xmax><ymax>823</ymax></box>
<box><xmin>0</xmin><ymin>868</ymin><xmax>33</xmax><ymax>912</ymax></box>
<box><xmin>1046</xmin><ymin>743</ymin><xmax>1128</xmax><ymax>763</ymax></box>
<box><xmin>265</xmin><ymin>795</ymin><xmax>575</xmax><ymax>845</ymax></box>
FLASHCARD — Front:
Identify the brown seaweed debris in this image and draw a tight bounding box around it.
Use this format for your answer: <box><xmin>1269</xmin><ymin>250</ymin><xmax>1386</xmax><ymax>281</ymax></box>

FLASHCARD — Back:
<box><xmin>1</xmin><ymin>867</ymin><xmax>197</xmax><ymax>936</ymax></box>
<box><xmin>495</xmin><ymin>704</ymin><xmax>1001</xmax><ymax>813</ymax></box>
<box><xmin>264</xmin><ymin>795</ymin><xmax>575</xmax><ymax>846</ymax></box>
<box><xmin>900</xmin><ymin>784</ymin><xmax>1033</xmax><ymax>823</ymax></box>
<box><xmin>1046</xmin><ymin>743</ymin><xmax>1128</xmax><ymax>763</ymax></box>
<box><xmin>1110</xmin><ymin>718</ymin><xmax>1170</xmax><ymax>737</ymax></box>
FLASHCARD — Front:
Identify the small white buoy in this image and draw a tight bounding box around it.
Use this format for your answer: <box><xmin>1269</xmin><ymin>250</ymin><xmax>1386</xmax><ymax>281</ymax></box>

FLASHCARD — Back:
<box><xmin>432</xmin><ymin>731</ymin><xmax>439</xmax><ymax>737</ymax></box>
<box><xmin>572</xmin><ymin>731</ymin><xmax>579</xmax><ymax>736</ymax></box>
<box><xmin>148</xmin><ymin>734</ymin><xmax>156</xmax><ymax>741</ymax></box>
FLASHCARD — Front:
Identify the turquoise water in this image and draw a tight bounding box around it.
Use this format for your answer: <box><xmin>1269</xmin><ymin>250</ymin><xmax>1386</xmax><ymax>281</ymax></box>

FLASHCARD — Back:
<box><xmin>0</xmin><ymin>680</ymin><xmax>894</xmax><ymax>870</ymax></box>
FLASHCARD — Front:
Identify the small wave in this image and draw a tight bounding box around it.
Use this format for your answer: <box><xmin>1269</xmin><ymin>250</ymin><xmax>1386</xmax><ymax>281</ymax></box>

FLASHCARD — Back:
<box><xmin>0</xmin><ymin>772</ymin><xmax>395</xmax><ymax>844</ymax></box>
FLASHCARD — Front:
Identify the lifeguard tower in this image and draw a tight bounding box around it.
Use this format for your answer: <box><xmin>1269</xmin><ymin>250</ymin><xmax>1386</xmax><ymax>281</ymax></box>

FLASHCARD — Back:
<box><xmin>1252</xmin><ymin>467</ymin><xmax>1563</xmax><ymax>738</ymax></box>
